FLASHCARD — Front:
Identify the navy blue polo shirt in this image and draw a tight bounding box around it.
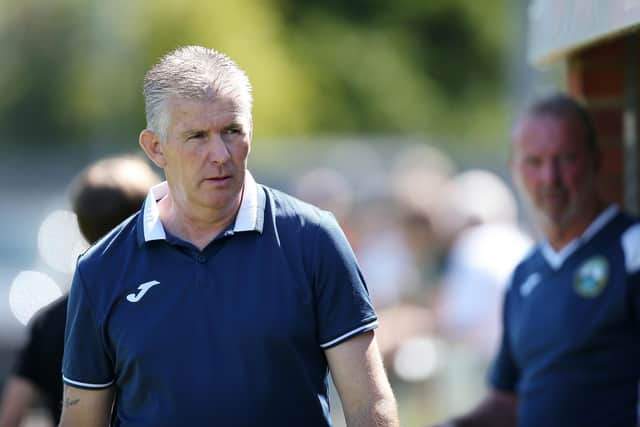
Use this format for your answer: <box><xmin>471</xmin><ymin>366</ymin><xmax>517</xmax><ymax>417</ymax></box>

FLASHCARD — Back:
<box><xmin>62</xmin><ymin>171</ymin><xmax>378</xmax><ymax>427</ymax></box>
<box><xmin>490</xmin><ymin>206</ymin><xmax>640</xmax><ymax>427</ymax></box>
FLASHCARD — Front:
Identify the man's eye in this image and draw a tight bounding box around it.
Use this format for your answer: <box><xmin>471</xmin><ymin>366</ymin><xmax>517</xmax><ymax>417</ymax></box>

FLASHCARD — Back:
<box><xmin>223</xmin><ymin>127</ymin><xmax>242</xmax><ymax>136</ymax></box>
<box><xmin>524</xmin><ymin>157</ymin><xmax>541</xmax><ymax>167</ymax></box>
<box><xmin>188</xmin><ymin>132</ymin><xmax>206</xmax><ymax>140</ymax></box>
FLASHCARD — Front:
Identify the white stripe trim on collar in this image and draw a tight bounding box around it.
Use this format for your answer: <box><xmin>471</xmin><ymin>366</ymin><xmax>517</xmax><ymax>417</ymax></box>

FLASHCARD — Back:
<box><xmin>541</xmin><ymin>205</ymin><xmax>619</xmax><ymax>269</ymax></box>
<box><xmin>234</xmin><ymin>170</ymin><xmax>259</xmax><ymax>232</ymax></box>
<box><xmin>142</xmin><ymin>170</ymin><xmax>259</xmax><ymax>242</ymax></box>
<box><xmin>143</xmin><ymin>182</ymin><xmax>168</xmax><ymax>241</ymax></box>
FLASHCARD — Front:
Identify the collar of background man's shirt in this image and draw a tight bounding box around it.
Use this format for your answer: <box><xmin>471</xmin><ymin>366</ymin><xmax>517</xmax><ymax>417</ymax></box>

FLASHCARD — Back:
<box><xmin>540</xmin><ymin>204</ymin><xmax>619</xmax><ymax>270</ymax></box>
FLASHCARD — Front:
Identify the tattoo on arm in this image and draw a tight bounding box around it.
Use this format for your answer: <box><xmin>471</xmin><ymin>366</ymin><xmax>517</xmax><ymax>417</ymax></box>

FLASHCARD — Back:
<box><xmin>64</xmin><ymin>398</ymin><xmax>80</xmax><ymax>407</ymax></box>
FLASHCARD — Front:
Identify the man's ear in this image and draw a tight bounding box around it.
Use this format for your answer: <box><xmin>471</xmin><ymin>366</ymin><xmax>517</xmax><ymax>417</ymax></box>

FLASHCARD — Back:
<box><xmin>139</xmin><ymin>130</ymin><xmax>167</xmax><ymax>168</ymax></box>
<box><xmin>247</xmin><ymin>118</ymin><xmax>253</xmax><ymax>155</ymax></box>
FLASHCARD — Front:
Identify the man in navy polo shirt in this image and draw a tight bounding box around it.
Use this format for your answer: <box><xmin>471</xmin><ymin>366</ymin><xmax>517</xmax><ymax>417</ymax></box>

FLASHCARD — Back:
<box><xmin>431</xmin><ymin>93</ymin><xmax>640</xmax><ymax>427</ymax></box>
<box><xmin>59</xmin><ymin>46</ymin><xmax>399</xmax><ymax>427</ymax></box>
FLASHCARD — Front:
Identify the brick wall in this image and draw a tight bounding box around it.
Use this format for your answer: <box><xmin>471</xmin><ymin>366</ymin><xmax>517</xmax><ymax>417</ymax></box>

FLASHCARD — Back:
<box><xmin>567</xmin><ymin>37</ymin><xmax>628</xmax><ymax>206</ymax></box>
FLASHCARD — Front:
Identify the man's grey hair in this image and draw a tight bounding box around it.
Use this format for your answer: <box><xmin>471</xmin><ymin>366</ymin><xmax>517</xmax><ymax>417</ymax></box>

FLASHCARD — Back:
<box><xmin>143</xmin><ymin>45</ymin><xmax>253</xmax><ymax>143</ymax></box>
<box><xmin>514</xmin><ymin>92</ymin><xmax>600</xmax><ymax>159</ymax></box>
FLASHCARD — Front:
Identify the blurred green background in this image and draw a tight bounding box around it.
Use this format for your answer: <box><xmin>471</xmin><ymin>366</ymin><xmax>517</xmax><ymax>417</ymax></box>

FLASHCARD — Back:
<box><xmin>0</xmin><ymin>0</ymin><xmax>515</xmax><ymax>148</ymax></box>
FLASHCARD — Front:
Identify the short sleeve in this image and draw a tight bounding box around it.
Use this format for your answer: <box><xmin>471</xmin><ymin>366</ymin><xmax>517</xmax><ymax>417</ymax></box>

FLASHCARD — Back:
<box><xmin>488</xmin><ymin>287</ymin><xmax>519</xmax><ymax>392</ymax></box>
<box><xmin>313</xmin><ymin>212</ymin><xmax>378</xmax><ymax>349</ymax></box>
<box><xmin>62</xmin><ymin>268</ymin><xmax>115</xmax><ymax>389</ymax></box>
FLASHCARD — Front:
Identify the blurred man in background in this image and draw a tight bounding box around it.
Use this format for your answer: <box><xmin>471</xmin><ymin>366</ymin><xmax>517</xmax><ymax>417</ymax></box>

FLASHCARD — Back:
<box><xmin>434</xmin><ymin>169</ymin><xmax>532</xmax><ymax>413</ymax></box>
<box><xmin>60</xmin><ymin>45</ymin><xmax>398</xmax><ymax>427</ymax></box>
<box><xmin>0</xmin><ymin>155</ymin><xmax>159</xmax><ymax>427</ymax></box>
<box><xmin>431</xmin><ymin>93</ymin><xmax>640</xmax><ymax>427</ymax></box>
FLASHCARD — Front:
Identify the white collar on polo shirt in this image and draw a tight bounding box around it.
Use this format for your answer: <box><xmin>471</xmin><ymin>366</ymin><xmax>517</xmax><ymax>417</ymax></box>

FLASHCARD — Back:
<box><xmin>142</xmin><ymin>170</ymin><xmax>260</xmax><ymax>242</ymax></box>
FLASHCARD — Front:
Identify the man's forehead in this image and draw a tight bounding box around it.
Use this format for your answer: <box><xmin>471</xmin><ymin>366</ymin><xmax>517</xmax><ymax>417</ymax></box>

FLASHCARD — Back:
<box><xmin>168</xmin><ymin>96</ymin><xmax>251</xmax><ymax>126</ymax></box>
<box><xmin>514</xmin><ymin>114</ymin><xmax>581</xmax><ymax>143</ymax></box>
<box><xmin>168</xmin><ymin>94</ymin><xmax>246</xmax><ymax>111</ymax></box>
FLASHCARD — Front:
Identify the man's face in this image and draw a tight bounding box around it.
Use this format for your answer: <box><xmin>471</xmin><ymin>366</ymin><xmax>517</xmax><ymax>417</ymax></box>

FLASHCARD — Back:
<box><xmin>161</xmin><ymin>96</ymin><xmax>252</xmax><ymax>214</ymax></box>
<box><xmin>511</xmin><ymin>114</ymin><xmax>599</xmax><ymax>231</ymax></box>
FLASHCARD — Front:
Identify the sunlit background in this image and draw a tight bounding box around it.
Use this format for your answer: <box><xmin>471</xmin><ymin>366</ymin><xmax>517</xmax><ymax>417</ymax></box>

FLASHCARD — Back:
<box><xmin>0</xmin><ymin>1</ymin><xmax>564</xmax><ymax>425</ymax></box>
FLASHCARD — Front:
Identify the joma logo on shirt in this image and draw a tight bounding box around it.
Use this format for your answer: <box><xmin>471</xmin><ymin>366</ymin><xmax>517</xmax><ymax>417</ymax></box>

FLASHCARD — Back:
<box><xmin>126</xmin><ymin>280</ymin><xmax>160</xmax><ymax>302</ymax></box>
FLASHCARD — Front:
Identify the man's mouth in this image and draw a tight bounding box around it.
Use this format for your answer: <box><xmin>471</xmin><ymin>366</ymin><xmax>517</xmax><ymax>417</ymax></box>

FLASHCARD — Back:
<box><xmin>204</xmin><ymin>175</ymin><xmax>231</xmax><ymax>184</ymax></box>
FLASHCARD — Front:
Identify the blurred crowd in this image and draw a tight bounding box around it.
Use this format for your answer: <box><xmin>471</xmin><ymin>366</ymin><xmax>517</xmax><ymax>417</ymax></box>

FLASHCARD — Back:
<box><xmin>290</xmin><ymin>143</ymin><xmax>533</xmax><ymax>426</ymax></box>
<box><xmin>1</xmin><ymin>141</ymin><xmax>532</xmax><ymax>427</ymax></box>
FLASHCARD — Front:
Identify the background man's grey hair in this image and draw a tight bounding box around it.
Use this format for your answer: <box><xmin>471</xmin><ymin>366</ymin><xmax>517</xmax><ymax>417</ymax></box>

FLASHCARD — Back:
<box><xmin>512</xmin><ymin>93</ymin><xmax>600</xmax><ymax>159</ymax></box>
<box><xmin>143</xmin><ymin>45</ymin><xmax>253</xmax><ymax>143</ymax></box>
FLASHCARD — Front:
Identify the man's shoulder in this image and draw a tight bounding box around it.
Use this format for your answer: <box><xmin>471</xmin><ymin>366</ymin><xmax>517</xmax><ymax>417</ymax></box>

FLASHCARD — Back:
<box><xmin>612</xmin><ymin>209</ymin><xmax>640</xmax><ymax>274</ymax></box>
<box><xmin>507</xmin><ymin>244</ymin><xmax>544</xmax><ymax>288</ymax></box>
<box><xmin>607</xmin><ymin>207</ymin><xmax>640</xmax><ymax>229</ymax></box>
<box><xmin>515</xmin><ymin>243</ymin><xmax>543</xmax><ymax>267</ymax></box>
<box><xmin>587</xmin><ymin>207</ymin><xmax>640</xmax><ymax>257</ymax></box>
<box><xmin>260</xmin><ymin>184</ymin><xmax>334</xmax><ymax>226</ymax></box>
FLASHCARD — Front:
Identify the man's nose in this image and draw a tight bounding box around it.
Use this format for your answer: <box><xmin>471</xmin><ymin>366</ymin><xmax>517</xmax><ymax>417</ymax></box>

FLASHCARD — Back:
<box><xmin>207</xmin><ymin>133</ymin><xmax>230</xmax><ymax>164</ymax></box>
<box><xmin>540</xmin><ymin>159</ymin><xmax>561</xmax><ymax>184</ymax></box>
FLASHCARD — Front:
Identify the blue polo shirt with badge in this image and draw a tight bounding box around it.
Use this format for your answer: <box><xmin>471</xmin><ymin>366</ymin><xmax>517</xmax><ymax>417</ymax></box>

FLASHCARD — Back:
<box><xmin>490</xmin><ymin>206</ymin><xmax>640</xmax><ymax>427</ymax></box>
<box><xmin>62</xmin><ymin>171</ymin><xmax>378</xmax><ymax>427</ymax></box>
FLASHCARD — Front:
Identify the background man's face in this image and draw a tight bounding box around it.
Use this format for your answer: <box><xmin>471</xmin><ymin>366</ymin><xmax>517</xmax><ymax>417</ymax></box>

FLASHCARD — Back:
<box><xmin>511</xmin><ymin>113</ymin><xmax>599</xmax><ymax>231</ymax></box>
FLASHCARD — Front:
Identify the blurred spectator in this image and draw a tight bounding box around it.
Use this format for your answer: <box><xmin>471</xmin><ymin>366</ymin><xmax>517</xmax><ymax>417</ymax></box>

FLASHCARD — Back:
<box><xmin>368</xmin><ymin>145</ymin><xmax>455</xmax><ymax>377</ymax></box>
<box><xmin>430</xmin><ymin>170</ymin><xmax>532</xmax><ymax>412</ymax></box>
<box><xmin>355</xmin><ymin>197</ymin><xmax>421</xmax><ymax>309</ymax></box>
<box><xmin>373</xmin><ymin>143</ymin><xmax>457</xmax><ymax>306</ymax></box>
<box><xmin>293</xmin><ymin>166</ymin><xmax>355</xmax><ymax>241</ymax></box>
<box><xmin>431</xmin><ymin>169</ymin><xmax>521</xmax><ymax>249</ymax></box>
<box><xmin>439</xmin><ymin>222</ymin><xmax>532</xmax><ymax>357</ymax></box>
<box><xmin>431</xmin><ymin>93</ymin><xmax>640</xmax><ymax>427</ymax></box>
<box><xmin>390</xmin><ymin>144</ymin><xmax>456</xmax><ymax>222</ymax></box>
<box><xmin>436</xmin><ymin>169</ymin><xmax>532</xmax><ymax>359</ymax></box>
<box><xmin>0</xmin><ymin>155</ymin><xmax>159</xmax><ymax>427</ymax></box>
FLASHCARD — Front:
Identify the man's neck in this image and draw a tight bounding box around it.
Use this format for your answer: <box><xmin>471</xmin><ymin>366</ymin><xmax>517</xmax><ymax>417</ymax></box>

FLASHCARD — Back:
<box><xmin>542</xmin><ymin>201</ymin><xmax>606</xmax><ymax>251</ymax></box>
<box><xmin>157</xmin><ymin>195</ymin><xmax>241</xmax><ymax>251</ymax></box>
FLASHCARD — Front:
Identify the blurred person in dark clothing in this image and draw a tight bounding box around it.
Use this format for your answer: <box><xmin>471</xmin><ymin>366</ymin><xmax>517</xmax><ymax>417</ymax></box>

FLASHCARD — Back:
<box><xmin>0</xmin><ymin>155</ymin><xmax>159</xmax><ymax>427</ymax></box>
<box><xmin>431</xmin><ymin>93</ymin><xmax>640</xmax><ymax>427</ymax></box>
<box><xmin>59</xmin><ymin>45</ymin><xmax>398</xmax><ymax>427</ymax></box>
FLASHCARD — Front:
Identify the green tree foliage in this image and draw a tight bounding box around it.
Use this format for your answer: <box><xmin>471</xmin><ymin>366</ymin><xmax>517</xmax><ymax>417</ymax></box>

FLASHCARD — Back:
<box><xmin>0</xmin><ymin>0</ymin><xmax>512</xmax><ymax>146</ymax></box>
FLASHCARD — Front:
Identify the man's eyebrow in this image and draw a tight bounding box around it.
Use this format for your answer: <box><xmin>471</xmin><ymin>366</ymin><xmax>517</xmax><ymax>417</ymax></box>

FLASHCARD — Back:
<box><xmin>225</xmin><ymin>121</ymin><xmax>244</xmax><ymax>129</ymax></box>
<box><xmin>181</xmin><ymin>128</ymin><xmax>208</xmax><ymax>138</ymax></box>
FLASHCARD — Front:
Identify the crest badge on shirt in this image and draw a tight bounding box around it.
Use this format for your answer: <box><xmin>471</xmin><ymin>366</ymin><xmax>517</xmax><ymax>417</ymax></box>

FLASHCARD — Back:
<box><xmin>574</xmin><ymin>256</ymin><xmax>609</xmax><ymax>298</ymax></box>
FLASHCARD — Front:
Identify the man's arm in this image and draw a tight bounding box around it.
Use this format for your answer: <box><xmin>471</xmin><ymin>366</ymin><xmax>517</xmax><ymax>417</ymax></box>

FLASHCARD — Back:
<box><xmin>58</xmin><ymin>384</ymin><xmax>115</xmax><ymax>427</ymax></box>
<box><xmin>430</xmin><ymin>390</ymin><xmax>517</xmax><ymax>427</ymax></box>
<box><xmin>0</xmin><ymin>376</ymin><xmax>37</xmax><ymax>427</ymax></box>
<box><xmin>325</xmin><ymin>331</ymin><xmax>399</xmax><ymax>427</ymax></box>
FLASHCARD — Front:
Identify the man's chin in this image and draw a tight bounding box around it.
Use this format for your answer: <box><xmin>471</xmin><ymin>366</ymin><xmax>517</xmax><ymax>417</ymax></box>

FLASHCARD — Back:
<box><xmin>537</xmin><ymin>207</ymin><xmax>569</xmax><ymax>226</ymax></box>
<box><xmin>200</xmin><ymin>191</ymin><xmax>242</xmax><ymax>211</ymax></box>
